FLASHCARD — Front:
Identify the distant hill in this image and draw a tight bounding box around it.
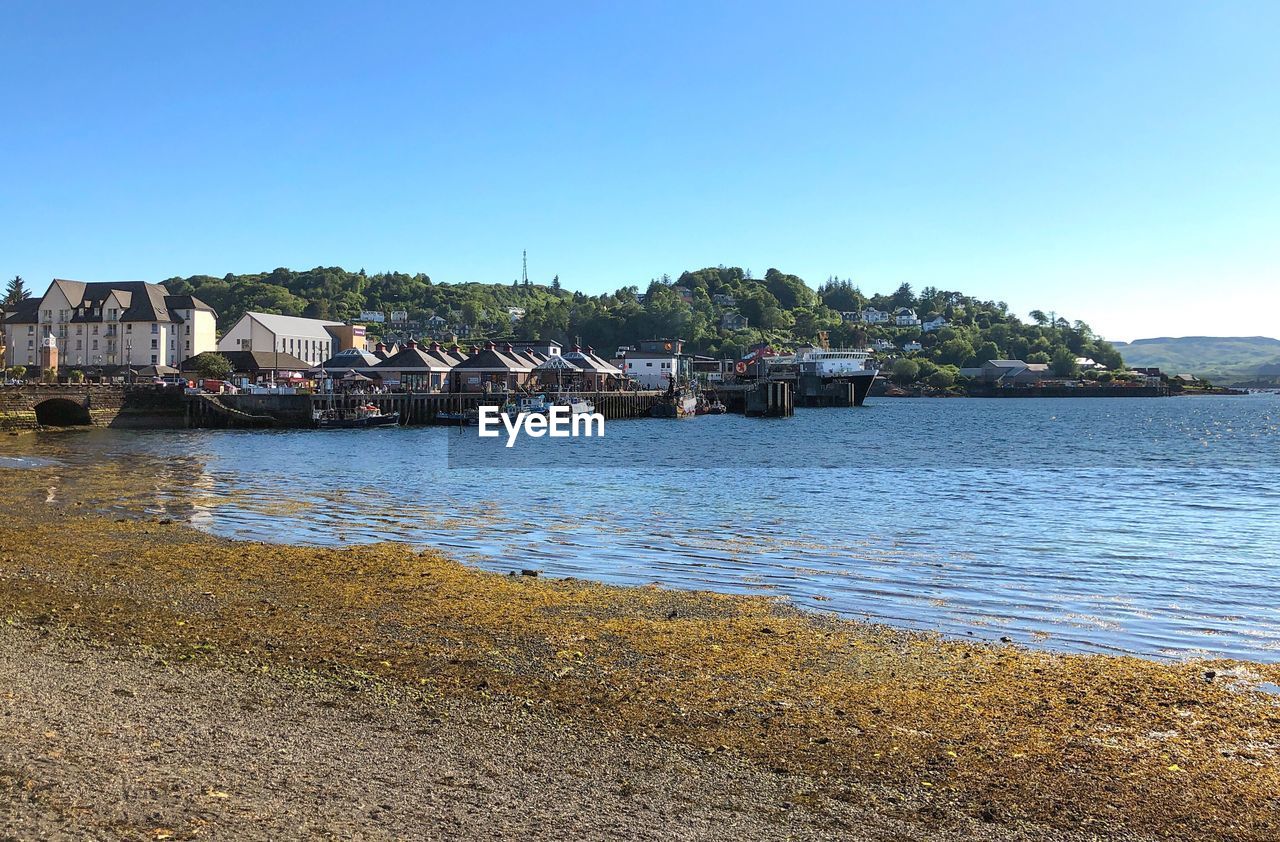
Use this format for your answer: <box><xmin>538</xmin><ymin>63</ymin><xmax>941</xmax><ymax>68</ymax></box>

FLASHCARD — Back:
<box><xmin>1112</xmin><ymin>336</ymin><xmax>1280</xmax><ymax>383</ymax></box>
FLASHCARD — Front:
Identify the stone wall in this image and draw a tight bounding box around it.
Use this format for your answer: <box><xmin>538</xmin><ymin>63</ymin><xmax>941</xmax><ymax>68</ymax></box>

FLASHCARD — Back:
<box><xmin>0</xmin><ymin>385</ymin><xmax>186</xmax><ymax>432</ymax></box>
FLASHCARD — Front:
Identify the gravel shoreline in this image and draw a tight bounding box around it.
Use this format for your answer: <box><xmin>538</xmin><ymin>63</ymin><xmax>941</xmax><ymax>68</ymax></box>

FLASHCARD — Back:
<box><xmin>2</xmin><ymin>624</ymin><xmax>1028</xmax><ymax>841</ymax></box>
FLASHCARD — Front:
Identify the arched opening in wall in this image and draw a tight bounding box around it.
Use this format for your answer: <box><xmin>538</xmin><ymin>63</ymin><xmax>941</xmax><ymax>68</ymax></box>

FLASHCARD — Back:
<box><xmin>34</xmin><ymin>398</ymin><xmax>92</xmax><ymax>426</ymax></box>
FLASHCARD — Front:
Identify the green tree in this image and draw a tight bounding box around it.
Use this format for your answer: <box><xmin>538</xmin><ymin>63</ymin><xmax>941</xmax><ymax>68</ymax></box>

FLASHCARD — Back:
<box><xmin>8</xmin><ymin>365</ymin><xmax>27</xmax><ymax>381</ymax></box>
<box><xmin>891</xmin><ymin>358</ymin><xmax>920</xmax><ymax>385</ymax></box>
<box><xmin>193</xmin><ymin>353</ymin><xmax>234</xmax><ymax>380</ymax></box>
<box><xmin>3</xmin><ymin>275</ymin><xmax>30</xmax><ymax>305</ymax></box>
<box><xmin>927</xmin><ymin>367</ymin><xmax>956</xmax><ymax>389</ymax></box>
<box><xmin>936</xmin><ymin>338</ymin><xmax>975</xmax><ymax>366</ymax></box>
<box><xmin>1051</xmin><ymin>347</ymin><xmax>1080</xmax><ymax>378</ymax></box>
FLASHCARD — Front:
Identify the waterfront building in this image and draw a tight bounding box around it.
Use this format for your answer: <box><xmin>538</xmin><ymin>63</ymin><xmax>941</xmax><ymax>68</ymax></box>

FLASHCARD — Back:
<box><xmin>180</xmin><ymin>350</ymin><xmax>312</xmax><ymax>382</ymax></box>
<box><xmin>980</xmin><ymin>359</ymin><xmax>1053</xmax><ymax>386</ymax></box>
<box><xmin>617</xmin><ymin>339</ymin><xmax>681</xmax><ymax>389</ymax></box>
<box><xmin>373</xmin><ymin>339</ymin><xmax>453</xmax><ymax>391</ymax></box>
<box><xmin>319</xmin><ymin>347</ymin><xmax>381</xmax><ymax>374</ymax></box>
<box><xmin>2</xmin><ymin>279</ymin><xmax>217</xmax><ymax>370</ymax></box>
<box><xmin>451</xmin><ymin>341</ymin><xmax>535</xmax><ymax>392</ymax></box>
<box><xmin>561</xmin><ymin>345</ymin><xmax>624</xmax><ymax>390</ymax></box>
<box><xmin>217</xmin><ymin>312</ymin><xmax>367</xmax><ymax>367</ymax></box>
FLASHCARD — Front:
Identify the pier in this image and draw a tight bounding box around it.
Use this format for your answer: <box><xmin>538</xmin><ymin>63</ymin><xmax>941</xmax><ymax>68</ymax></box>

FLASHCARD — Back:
<box><xmin>187</xmin><ymin>390</ymin><xmax>668</xmax><ymax>428</ymax></box>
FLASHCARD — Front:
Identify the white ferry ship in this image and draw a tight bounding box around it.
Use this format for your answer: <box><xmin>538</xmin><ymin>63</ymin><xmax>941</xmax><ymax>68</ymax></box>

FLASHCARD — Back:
<box><xmin>764</xmin><ymin>346</ymin><xmax>880</xmax><ymax>405</ymax></box>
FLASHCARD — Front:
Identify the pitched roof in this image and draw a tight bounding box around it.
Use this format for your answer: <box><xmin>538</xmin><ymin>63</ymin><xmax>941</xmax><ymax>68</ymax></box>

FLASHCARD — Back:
<box><xmin>452</xmin><ymin>343</ymin><xmax>533</xmax><ymax>371</ymax></box>
<box><xmin>45</xmin><ymin>280</ymin><xmax>182</xmax><ymax>324</ymax></box>
<box><xmin>376</xmin><ymin>344</ymin><xmax>452</xmax><ymax>370</ymax></box>
<box><xmin>3</xmin><ymin>298</ymin><xmax>39</xmax><ymax>324</ymax></box>
<box><xmin>164</xmin><ymin>294</ymin><xmax>217</xmax><ymax>314</ymax></box>
<box><xmin>245</xmin><ymin>312</ymin><xmax>344</xmax><ymax>340</ymax></box>
<box><xmin>320</xmin><ymin>348</ymin><xmax>381</xmax><ymax>369</ymax></box>
<box><xmin>179</xmin><ymin>350</ymin><xmax>312</xmax><ymax>373</ymax></box>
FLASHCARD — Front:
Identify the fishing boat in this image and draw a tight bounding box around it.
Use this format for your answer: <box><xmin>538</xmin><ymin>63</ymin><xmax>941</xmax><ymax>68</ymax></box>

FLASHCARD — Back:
<box><xmin>313</xmin><ymin>404</ymin><xmax>400</xmax><ymax>429</ymax></box>
<box><xmin>650</xmin><ymin>389</ymin><xmax>698</xmax><ymax>418</ymax></box>
<box><xmin>503</xmin><ymin>394</ymin><xmax>550</xmax><ymax>417</ymax></box>
<box><xmin>553</xmin><ymin>396</ymin><xmax>595</xmax><ymax>415</ymax></box>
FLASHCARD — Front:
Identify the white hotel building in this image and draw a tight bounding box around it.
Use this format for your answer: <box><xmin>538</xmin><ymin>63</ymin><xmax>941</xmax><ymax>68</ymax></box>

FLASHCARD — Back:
<box><xmin>2</xmin><ymin>279</ymin><xmax>217</xmax><ymax>370</ymax></box>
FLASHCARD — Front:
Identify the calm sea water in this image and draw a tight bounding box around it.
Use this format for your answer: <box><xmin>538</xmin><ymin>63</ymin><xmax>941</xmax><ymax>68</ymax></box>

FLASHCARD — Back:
<box><xmin>7</xmin><ymin>395</ymin><xmax>1280</xmax><ymax>661</ymax></box>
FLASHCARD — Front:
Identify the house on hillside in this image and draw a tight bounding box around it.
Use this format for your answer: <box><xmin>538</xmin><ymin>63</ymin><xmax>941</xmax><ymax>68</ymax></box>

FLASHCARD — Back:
<box><xmin>894</xmin><ymin>307</ymin><xmax>921</xmax><ymax>327</ymax></box>
<box><xmin>902</xmin><ymin>340</ymin><xmax>923</xmax><ymax>353</ymax></box>
<box><xmin>720</xmin><ymin>311</ymin><xmax>749</xmax><ymax>331</ymax></box>
<box><xmin>861</xmin><ymin>307</ymin><xmax>889</xmax><ymax>324</ymax></box>
<box><xmin>922</xmin><ymin>315</ymin><xmax>948</xmax><ymax>333</ymax></box>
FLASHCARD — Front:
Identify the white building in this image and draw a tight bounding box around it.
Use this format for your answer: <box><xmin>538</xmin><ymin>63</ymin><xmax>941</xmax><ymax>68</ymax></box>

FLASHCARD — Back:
<box><xmin>617</xmin><ymin>350</ymin><xmax>678</xmax><ymax>388</ymax></box>
<box><xmin>922</xmin><ymin>315</ymin><xmax>948</xmax><ymax>332</ymax></box>
<box><xmin>2</xmin><ymin>279</ymin><xmax>217</xmax><ymax>370</ymax></box>
<box><xmin>217</xmin><ymin>312</ymin><xmax>351</xmax><ymax>367</ymax></box>
<box><xmin>902</xmin><ymin>340</ymin><xmax>923</xmax><ymax>352</ymax></box>
<box><xmin>861</xmin><ymin>307</ymin><xmax>889</xmax><ymax>324</ymax></box>
<box><xmin>894</xmin><ymin>307</ymin><xmax>921</xmax><ymax>327</ymax></box>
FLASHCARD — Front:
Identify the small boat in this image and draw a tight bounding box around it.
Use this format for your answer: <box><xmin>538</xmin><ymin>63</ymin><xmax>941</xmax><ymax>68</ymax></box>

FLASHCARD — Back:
<box><xmin>553</xmin><ymin>396</ymin><xmax>595</xmax><ymax>415</ymax></box>
<box><xmin>503</xmin><ymin>395</ymin><xmax>550</xmax><ymax>417</ymax></box>
<box><xmin>314</xmin><ymin>404</ymin><xmax>400</xmax><ymax>429</ymax></box>
<box><xmin>700</xmin><ymin>400</ymin><xmax>727</xmax><ymax>415</ymax></box>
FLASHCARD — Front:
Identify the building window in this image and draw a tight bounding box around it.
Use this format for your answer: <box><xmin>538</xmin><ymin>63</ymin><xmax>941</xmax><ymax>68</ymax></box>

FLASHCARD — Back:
<box><xmin>92</xmin><ymin>340</ymin><xmax>98</xmax><ymax>350</ymax></box>
<box><xmin>151</xmin><ymin>355</ymin><xmax>157</xmax><ymax>365</ymax></box>
<box><xmin>76</xmin><ymin>340</ymin><xmax>82</xmax><ymax>350</ymax></box>
<box><xmin>126</xmin><ymin>324</ymin><xmax>132</xmax><ymax>333</ymax></box>
<box><xmin>151</xmin><ymin>324</ymin><xmax>159</xmax><ymax>334</ymax></box>
<box><xmin>28</xmin><ymin>340</ymin><xmax>34</xmax><ymax>349</ymax></box>
<box><xmin>92</xmin><ymin>325</ymin><xmax>98</xmax><ymax>335</ymax></box>
<box><xmin>151</xmin><ymin>339</ymin><xmax>158</xmax><ymax>349</ymax></box>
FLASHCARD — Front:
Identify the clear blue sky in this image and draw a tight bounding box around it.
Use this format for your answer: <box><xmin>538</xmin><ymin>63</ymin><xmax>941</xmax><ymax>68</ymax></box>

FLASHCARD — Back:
<box><xmin>2</xmin><ymin>1</ymin><xmax>1277</xmax><ymax>340</ymax></box>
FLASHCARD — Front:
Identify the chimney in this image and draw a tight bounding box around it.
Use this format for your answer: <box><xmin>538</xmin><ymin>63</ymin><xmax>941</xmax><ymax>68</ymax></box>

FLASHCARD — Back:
<box><xmin>570</xmin><ymin>344</ymin><xmax>581</xmax><ymax>353</ymax></box>
<box><xmin>502</xmin><ymin>342</ymin><xmax>514</xmax><ymax>354</ymax></box>
<box><xmin>485</xmin><ymin>341</ymin><xmax>496</xmax><ymax>351</ymax></box>
<box><xmin>429</xmin><ymin>342</ymin><xmax>442</xmax><ymax>352</ymax></box>
<box><xmin>375</xmin><ymin>342</ymin><xmax>386</xmax><ymax>353</ymax></box>
<box><xmin>405</xmin><ymin>338</ymin><xmax>417</xmax><ymax>349</ymax></box>
<box><xmin>450</xmin><ymin>344</ymin><xmax>462</xmax><ymax>355</ymax></box>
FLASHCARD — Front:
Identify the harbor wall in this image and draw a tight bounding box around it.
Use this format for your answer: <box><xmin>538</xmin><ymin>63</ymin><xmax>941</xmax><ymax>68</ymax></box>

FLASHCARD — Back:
<box><xmin>0</xmin><ymin>385</ymin><xmax>186</xmax><ymax>432</ymax></box>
